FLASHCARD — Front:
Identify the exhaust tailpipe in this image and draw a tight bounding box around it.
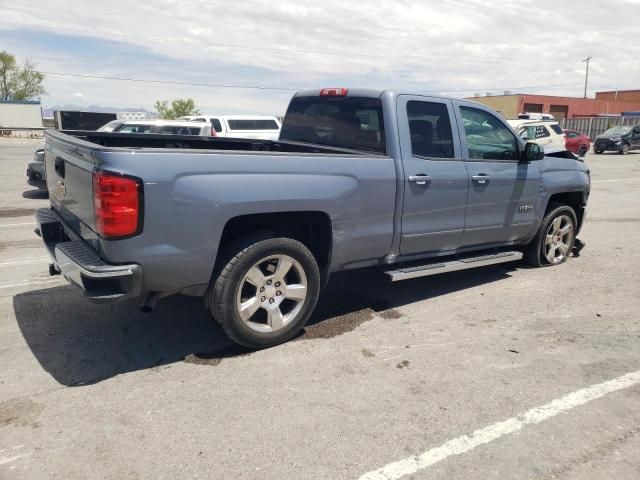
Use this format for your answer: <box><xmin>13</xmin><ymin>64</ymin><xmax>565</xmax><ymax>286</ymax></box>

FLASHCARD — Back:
<box><xmin>140</xmin><ymin>292</ymin><xmax>171</xmax><ymax>313</ymax></box>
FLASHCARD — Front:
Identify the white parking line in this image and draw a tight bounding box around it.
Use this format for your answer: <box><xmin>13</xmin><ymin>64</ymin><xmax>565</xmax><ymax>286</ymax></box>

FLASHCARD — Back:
<box><xmin>0</xmin><ymin>257</ymin><xmax>49</xmax><ymax>267</ymax></box>
<box><xmin>0</xmin><ymin>452</ymin><xmax>32</xmax><ymax>465</ymax></box>
<box><xmin>0</xmin><ymin>278</ymin><xmax>65</xmax><ymax>290</ymax></box>
<box><xmin>358</xmin><ymin>368</ymin><xmax>640</xmax><ymax>480</ymax></box>
<box><xmin>592</xmin><ymin>177</ymin><xmax>640</xmax><ymax>183</ymax></box>
<box><xmin>0</xmin><ymin>222</ymin><xmax>35</xmax><ymax>228</ymax></box>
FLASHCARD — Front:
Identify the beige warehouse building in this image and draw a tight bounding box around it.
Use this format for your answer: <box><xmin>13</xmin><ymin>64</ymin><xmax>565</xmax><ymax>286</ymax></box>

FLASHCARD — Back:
<box><xmin>0</xmin><ymin>100</ymin><xmax>43</xmax><ymax>128</ymax></box>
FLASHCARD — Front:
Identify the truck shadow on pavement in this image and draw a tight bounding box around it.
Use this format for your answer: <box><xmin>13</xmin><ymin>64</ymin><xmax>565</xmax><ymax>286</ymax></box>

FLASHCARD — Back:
<box><xmin>13</xmin><ymin>266</ymin><xmax>514</xmax><ymax>386</ymax></box>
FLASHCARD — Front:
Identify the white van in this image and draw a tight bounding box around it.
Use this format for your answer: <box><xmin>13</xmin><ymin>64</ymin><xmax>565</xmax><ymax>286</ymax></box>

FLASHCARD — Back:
<box><xmin>179</xmin><ymin>115</ymin><xmax>281</xmax><ymax>140</ymax></box>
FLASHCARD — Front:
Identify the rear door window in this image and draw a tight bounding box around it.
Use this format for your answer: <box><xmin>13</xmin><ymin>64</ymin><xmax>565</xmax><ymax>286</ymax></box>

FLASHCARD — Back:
<box><xmin>407</xmin><ymin>100</ymin><xmax>454</xmax><ymax>159</ymax></box>
<box><xmin>520</xmin><ymin>125</ymin><xmax>551</xmax><ymax>139</ymax></box>
<box><xmin>211</xmin><ymin>118</ymin><xmax>223</xmax><ymax>132</ymax></box>
<box><xmin>280</xmin><ymin>96</ymin><xmax>386</xmax><ymax>154</ymax></box>
<box><xmin>550</xmin><ymin>124</ymin><xmax>564</xmax><ymax>135</ymax></box>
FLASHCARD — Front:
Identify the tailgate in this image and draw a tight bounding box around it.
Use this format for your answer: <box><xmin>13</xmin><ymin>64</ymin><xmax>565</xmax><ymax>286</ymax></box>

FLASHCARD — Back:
<box><xmin>44</xmin><ymin>130</ymin><xmax>97</xmax><ymax>238</ymax></box>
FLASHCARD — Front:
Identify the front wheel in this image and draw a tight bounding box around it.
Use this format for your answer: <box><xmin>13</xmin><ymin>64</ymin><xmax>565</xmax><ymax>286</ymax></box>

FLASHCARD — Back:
<box><xmin>206</xmin><ymin>237</ymin><xmax>321</xmax><ymax>349</ymax></box>
<box><xmin>619</xmin><ymin>143</ymin><xmax>630</xmax><ymax>155</ymax></box>
<box><xmin>524</xmin><ymin>204</ymin><xmax>577</xmax><ymax>267</ymax></box>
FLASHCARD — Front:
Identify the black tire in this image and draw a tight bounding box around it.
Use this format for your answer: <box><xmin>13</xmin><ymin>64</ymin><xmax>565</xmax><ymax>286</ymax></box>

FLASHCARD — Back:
<box><xmin>594</xmin><ymin>149</ymin><xmax>603</xmax><ymax>154</ymax></box>
<box><xmin>524</xmin><ymin>204</ymin><xmax>577</xmax><ymax>267</ymax></box>
<box><xmin>619</xmin><ymin>143</ymin><xmax>630</xmax><ymax>155</ymax></box>
<box><xmin>206</xmin><ymin>236</ymin><xmax>321</xmax><ymax>349</ymax></box>
<box><xmin>578</xmin><ymin>144</ymin><xmax>588</xmax><ymax>156</ymax></box>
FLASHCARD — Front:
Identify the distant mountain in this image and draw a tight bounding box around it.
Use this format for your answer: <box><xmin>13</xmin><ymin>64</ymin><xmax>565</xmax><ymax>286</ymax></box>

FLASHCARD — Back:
<box><xmin>42</xmin><ymin>104</ymin><xmax>155</xmax><ymax>117</ymax></box>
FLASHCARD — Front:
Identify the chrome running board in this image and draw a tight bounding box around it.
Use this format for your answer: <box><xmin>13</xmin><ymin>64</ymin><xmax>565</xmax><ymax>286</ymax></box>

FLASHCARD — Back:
<box><xmin>385</xmin><ymin>251</ymin><xmax>523</xmax><ymax>282</ymax></box>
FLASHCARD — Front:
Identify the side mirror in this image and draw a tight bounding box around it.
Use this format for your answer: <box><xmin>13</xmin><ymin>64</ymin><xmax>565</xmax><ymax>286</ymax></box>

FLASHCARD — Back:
<box><xmin>522</xmin><ymin>141</ymin><xmax>544</xmax><ymax>162</ymax></box>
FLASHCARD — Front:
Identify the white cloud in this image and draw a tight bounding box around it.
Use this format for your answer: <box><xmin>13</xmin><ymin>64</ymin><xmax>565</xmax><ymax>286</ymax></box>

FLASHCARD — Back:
<box><xmin>1</xmin><ymin>0</ymin><xmax>639</xmax><ymax>113</ymax></box>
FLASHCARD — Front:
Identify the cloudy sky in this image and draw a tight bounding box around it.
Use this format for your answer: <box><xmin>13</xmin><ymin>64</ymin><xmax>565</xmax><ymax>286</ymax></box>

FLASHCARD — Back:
<box><xmin>1</xmin><ymin>0</ymin><xmax>639</xmax><ymax>115</ymax></box>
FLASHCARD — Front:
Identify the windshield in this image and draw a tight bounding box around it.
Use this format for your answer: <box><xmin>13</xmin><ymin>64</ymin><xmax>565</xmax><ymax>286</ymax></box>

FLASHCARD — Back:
<box><xmin>149</xmin><ymin>125</ymin><xmax>201</xmax><ymax>135</ymax></box>
<box><xmin>280</xmin><ymin>96</ymin><xmax>386</xmax><ymax>154</ymax></box>
<box><xmin>97</xmin><ymin>120</ymin><xmax>123</xmax><ymax>132</ymax></box>
<box><xmin>602</xmin><ymin>126</ymin><xmax>632</xmax><ymax>136</ymax></box>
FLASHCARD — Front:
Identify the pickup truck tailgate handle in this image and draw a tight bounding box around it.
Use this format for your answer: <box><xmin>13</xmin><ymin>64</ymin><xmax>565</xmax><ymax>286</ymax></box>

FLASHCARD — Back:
<box><xmin>408</xmin><ymin>174</ymin><xmax>431</xmax><ymax>185</ymax></box>
<box><xmin>472</xmin><ymin>174</ymin><xmax>490</xmax><ymax>185</ymax></box>
<box><xmin>54</xmin><ymin>157</ymin><xmax>66</xmax><ymax>178</ymax></box>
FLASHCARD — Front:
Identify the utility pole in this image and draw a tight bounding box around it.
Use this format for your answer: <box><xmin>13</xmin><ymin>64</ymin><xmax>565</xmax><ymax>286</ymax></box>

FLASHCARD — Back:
<box><xmin>582</xmin><ymin>56</ymin><xmax>592</xmax><ymax>99</ymax></box>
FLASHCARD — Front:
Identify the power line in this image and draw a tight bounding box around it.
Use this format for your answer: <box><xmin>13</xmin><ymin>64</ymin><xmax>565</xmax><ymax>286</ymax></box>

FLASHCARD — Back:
<box><xmin>39</xmin><ymin>71</ymin><xmax>300</xmax><ymax>92</ymax></box>
<box><xmin>421</xmin><ymin>83</ymin><xmax>583</xmax><ymax>93</ymax></box>
<box><xmin>38</xmin><ymin>70</ymin><xmax>585</xmax><ymax>95</ymax></box>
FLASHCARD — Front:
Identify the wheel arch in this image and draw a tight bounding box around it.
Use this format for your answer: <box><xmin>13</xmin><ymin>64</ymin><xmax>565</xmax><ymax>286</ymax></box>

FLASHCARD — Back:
<box><xmin>215</xmin><ymin>211</ymin><xmax>333</xmax><ymax>285</ymax></box>
<box><xmin>544</xmin><ymin>191</ymin><xmax>587</xmax><ymax>232</ymax></box>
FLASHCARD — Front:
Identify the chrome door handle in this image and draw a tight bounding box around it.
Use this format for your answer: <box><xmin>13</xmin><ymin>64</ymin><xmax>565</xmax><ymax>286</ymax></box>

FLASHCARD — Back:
<box><xmin>408</xmin><ymin>174</ymin><xmax>431</xmax><ymax>185</ymax></box>
<box><xmin>472</xmin><ymin>174</ymin><xmax>490</xmax><ymax>185</ymax></box>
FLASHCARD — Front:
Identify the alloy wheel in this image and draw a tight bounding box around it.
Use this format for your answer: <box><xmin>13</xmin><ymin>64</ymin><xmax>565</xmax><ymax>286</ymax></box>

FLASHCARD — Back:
<box><xmin>544</xmin><ymin>215</ymin><xmax>574</xmax><ymax>264</ymax></box>
<box><xmin>235</xmin><ymin>254</ymin><xmax>308</xmax><ymax>333</ymax></box>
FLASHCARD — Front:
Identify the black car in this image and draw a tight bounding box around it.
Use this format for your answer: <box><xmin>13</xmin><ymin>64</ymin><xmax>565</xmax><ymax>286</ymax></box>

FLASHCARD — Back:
<box><xmin>26</xmin><ymin>148</ymin><xmax>46</xmax><ymax>190</ymax></box>
<box><xmin>594</xmin><ymin>125</ymin><xmax>640</xmax><ymax>154</ymax></box>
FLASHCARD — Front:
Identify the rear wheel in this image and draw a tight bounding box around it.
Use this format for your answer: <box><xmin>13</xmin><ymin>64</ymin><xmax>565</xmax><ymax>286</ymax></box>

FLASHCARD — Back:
<box><xmin>619</xmin><ymin>143</ymin><xmax>630</xmax><ymax>155</ymax></box>
<box><xmin>206</xmin><ymin>236</ymin><xmax>320</xmax><ymax>348</ymax></box>
<box><xmin>594</xmin><ymin>148</ymin><xmax>603</xmax><ymax>154</ymax></box>
<box><xmin>578</xmin><ymin>144</ymin><xmax>588</xmax><ymax>156</ymax></box>
<box><xmin>524</xmin><ymin>204</ymin><xmax>577</xmax><ymax>267</ymax></box>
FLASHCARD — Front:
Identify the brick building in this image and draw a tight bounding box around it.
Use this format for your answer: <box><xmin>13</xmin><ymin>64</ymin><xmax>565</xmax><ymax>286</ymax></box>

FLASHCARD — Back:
<box><xmin>595</xmin><ymin>89</ymin><xmax>640</xmax><ymax>103</ymax></box>
<box><xmin>466</xmin><ymin>90</ymin><xmax>640</xmax><ymax>119</ymax></box>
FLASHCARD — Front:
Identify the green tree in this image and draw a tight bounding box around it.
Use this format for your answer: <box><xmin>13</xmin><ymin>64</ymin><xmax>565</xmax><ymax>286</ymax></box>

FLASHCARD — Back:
<box><xmin>0</xmin><ymin>51</ymin><xmax>46</xmax><ymax>101</ymax></box>
<box><xmin>154</xmin><ymin>98</ymin><xmax>200</xmax><ymax>119</ymax></box>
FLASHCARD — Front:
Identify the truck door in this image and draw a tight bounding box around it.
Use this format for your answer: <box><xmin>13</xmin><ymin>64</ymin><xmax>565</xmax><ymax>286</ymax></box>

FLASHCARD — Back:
<box><xmin>397</xmin><ymin>95</ymin><xmax>469</xmax><ymax>255</ymax></box>
<box><xmin>455</xmin><ymin>102</ymin><xmax>541</xmax><ymax>247</ymax></box>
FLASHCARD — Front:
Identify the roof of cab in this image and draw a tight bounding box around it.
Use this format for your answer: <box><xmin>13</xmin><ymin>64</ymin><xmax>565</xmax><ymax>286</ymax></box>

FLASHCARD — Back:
<box><xmin>294</xmin><ymin>87</ymin><xmax>482</xmax><ymax>104</ymax></box>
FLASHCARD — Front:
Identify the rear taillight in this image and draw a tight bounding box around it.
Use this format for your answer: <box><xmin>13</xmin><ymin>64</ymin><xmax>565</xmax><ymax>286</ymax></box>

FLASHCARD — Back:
<box><xmin>93</xmin><ymin>171</ymin><xmax>142</xmax><ymax>239</ymax></box>
<box><xmin>319</xmin><ymin>87</ymin><xmax>348</xmax><ymax>96</ymax></box>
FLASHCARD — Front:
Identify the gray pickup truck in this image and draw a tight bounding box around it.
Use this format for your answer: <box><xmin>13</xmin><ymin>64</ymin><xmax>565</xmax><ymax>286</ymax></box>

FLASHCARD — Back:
<box><xmin>36</xmin><ymin>88</ymin><xmax>590</xmax><ymax>348</ymax></box>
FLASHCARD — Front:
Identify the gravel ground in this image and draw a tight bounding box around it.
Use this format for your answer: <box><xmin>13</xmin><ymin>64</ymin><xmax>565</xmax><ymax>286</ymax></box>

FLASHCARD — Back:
<box><xmin>1</xmin><ymin>138</ymin><xmax>639</xmax><ymax>479</ymax></box>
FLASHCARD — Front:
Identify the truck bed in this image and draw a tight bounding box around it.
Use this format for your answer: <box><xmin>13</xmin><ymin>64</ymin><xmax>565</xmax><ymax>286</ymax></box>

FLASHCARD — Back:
<box><xmin>42</xmin><ymin>128</ymin><xmax>398</xmax><ymax>298</ymax></box>
<box><xmin>58</xmin><ymin>130</ymin><xmax>379</xmax><ymax>155</ymax></box>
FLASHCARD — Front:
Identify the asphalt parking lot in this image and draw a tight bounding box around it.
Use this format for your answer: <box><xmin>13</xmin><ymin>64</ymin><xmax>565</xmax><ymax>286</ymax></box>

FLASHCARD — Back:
<box><xmin>1</xmin><ymin>137</ymin><xmax>639</xmax><ymax>479</ymax></box>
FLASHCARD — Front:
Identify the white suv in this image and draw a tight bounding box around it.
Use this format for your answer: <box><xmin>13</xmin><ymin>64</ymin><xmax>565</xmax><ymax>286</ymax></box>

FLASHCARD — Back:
<box><xmin>179</xmin><ymin>115</ymin><xmax>281</xmax><ymax>140</ymax></box>
<box><xmin>508</xmin><ymin>120</ymin><xmax>567</xmax><ymax>154</ymax></box>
